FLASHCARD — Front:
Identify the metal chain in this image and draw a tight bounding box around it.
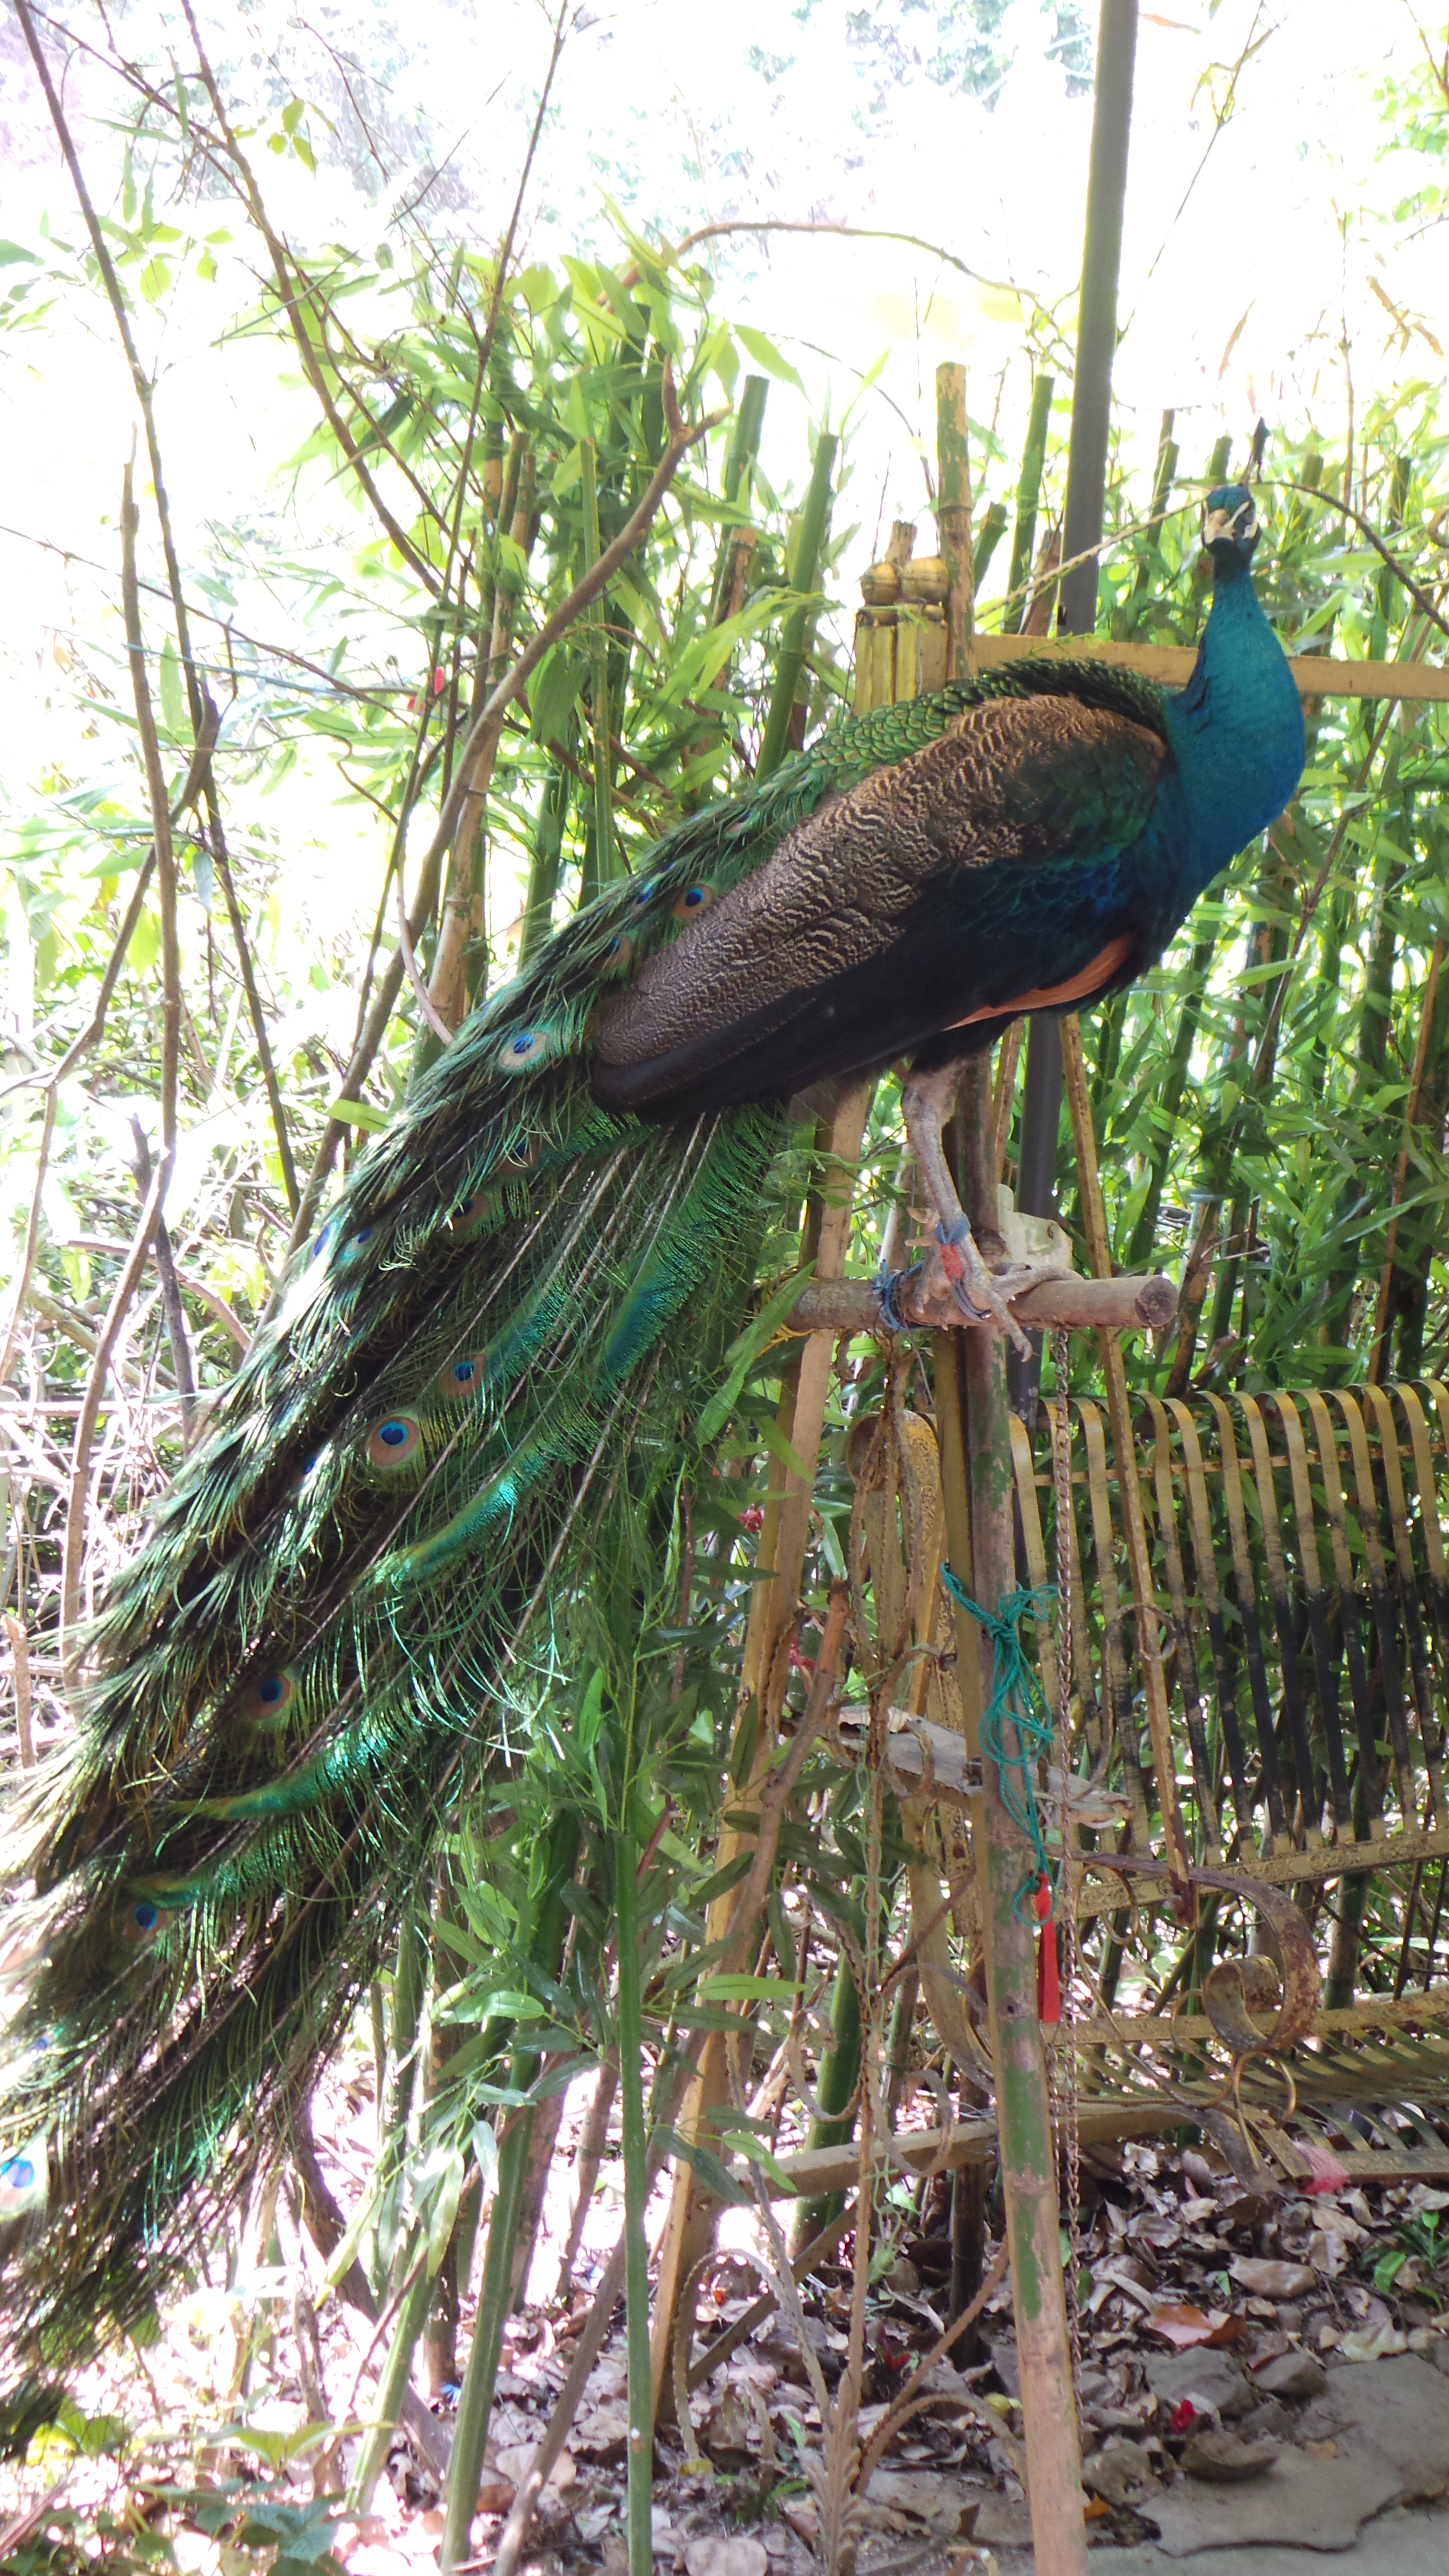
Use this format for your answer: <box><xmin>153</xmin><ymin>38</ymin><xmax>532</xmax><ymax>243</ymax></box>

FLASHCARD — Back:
<box><xmin>1050</xmin><ymin>1324</ymin><xmax>1085</xmax><ymax>2405</ymax></box>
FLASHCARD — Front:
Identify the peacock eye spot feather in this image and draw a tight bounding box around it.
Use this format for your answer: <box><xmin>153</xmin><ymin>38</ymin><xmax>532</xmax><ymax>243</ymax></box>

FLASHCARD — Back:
<box><xmin>673</xmin><ymin>884</ymin><xmax>715</xmax><ymax>921</ymax></box>
<box><xmin>121</xmin><ymin>1898</ymin><xmax>160</xmax><ymax>1944</ymax></box>
<box><xmin>366</xmin><ymin>1413</ymin><xmax>423</xmax><ymax>1470</ymax></box>
<box><xmin>602</xmin><ymin>934</ymin><xmax>636</xmax><ymax>975</ymax></box>
<box><xmin>633</xmin><ymin>878</ymin><xmax>660</xmax><ymax>910</ymax></box>
<box><xmin>244</xmin><ymin>1669</ymin><xmax>295</xmax><ymax>1722</ymax></box>
<box><xmin>436</xmin><ymin>1354</ymin><xmax>482</xmax><ymax>1400</ymax></box>
<box><xmin>448</xmin><ymin>1191</ymin><xmax>497</xmax><ymax>1238</ymax></box>
<box><xmin>0</xmin><ymin>2158</ymin><xmax>35</xmax><ymax>2194</ymax></box>
<box><xmin>496</xmin><ymin>1026</ymin><xmax>558</xmax><ymax>1075</ymax></box>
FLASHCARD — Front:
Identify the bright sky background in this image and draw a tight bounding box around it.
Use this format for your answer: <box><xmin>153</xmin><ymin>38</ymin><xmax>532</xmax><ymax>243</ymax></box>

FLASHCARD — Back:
<box><xmin>1</xmin><ymin>0</ymin><xmax>1445</xmax><ymax>1024</ymax></box>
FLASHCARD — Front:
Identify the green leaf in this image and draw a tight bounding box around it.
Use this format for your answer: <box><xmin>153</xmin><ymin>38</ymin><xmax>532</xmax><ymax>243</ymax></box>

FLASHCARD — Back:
<box><xmin>331</xmin><ymin>1095</ymin><xmax>390</xmax><ymax>1132</ymax></box>
<box><xmin>0</xmin><ymin>242</ymin><xmax>39</xmax><ymax>266</ymax></box>
<box><xmin>722</xmin><ymin>2129</ymin><xmax>794</xmax><ymax>2194</ymax></box>
<box><xmin>158</xmin><ymin>637</ymin><xmax>184</xmax><ymax>738</ymax></box>
<box><xmin>656</xmin><ymin>2125</ymin><xmax>750</xmax><ymax>2208</ymax></box>
<box><xmin>1374</xmin><ymin>2246</ymin><xmax>1410</xmax><ymax>2294</ymax></box>
<box><xmin>699</xmin><ymin>1265</ymin><xmax>813</xmax><ymax>1443</ymax></box>
<box><xmin>698</xmin><ymin>1975</ymin><xmax>803</xmax><ymax>2002</ymax></box>
<box><xmin>756</xmin><ymin>1414</ymin><xmax>813</xmax><ymax>1484</ymax></box>
<box><xmin>529</xmin><ymin>645</ymin><xmax>587</xmax><ymax>746</ymax></box>
<box><xmin>736</xmin><ymin>325</ymin><xmax>806</xmax><ymax>395</ymax></box>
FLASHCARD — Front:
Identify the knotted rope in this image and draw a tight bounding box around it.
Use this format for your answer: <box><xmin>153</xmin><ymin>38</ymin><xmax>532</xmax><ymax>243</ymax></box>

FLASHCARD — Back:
<box><xmin>941</xmin><ymin>1568</ymin><xmax>1056</xmax><ymax>1917</ymax></box>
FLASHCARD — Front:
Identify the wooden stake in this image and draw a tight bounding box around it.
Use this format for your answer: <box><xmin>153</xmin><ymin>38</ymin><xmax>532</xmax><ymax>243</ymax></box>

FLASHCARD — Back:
<box><xmin>1060</xmin><ymin>1015</ymin><xmax>1194</xmax><ymax>1916</ymax></box>
<box><xmin>934</xmin><ymin>1060</ymin><xmax>1088</xmax><ymax>2576</ymax></box>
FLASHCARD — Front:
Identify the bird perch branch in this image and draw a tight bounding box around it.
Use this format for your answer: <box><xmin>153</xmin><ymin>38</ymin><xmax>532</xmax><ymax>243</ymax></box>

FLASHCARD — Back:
<box><xmin>788</xmin><ymin>1268</ymin><xmax>1175</xmax><ymax>1338</ymax></box>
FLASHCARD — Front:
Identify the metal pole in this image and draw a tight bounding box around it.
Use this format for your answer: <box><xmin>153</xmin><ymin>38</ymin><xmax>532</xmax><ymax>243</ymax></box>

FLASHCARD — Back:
<box><xmin>1009</xmin><ymin>0</ymin><xmax>1139</xmax><ymax>1428</ymax></box>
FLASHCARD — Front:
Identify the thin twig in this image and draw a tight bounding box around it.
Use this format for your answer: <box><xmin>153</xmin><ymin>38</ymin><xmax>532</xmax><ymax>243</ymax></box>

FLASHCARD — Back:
<box><xmin>0</xmin><ymin>1090</ymin><xmax>56</xmax><ymax>1388</ymax></box>
<box><xmin>618</xmin><ymin>216</ymin><xmax>1017</xmax><ymax>300</ymax></box>
<box><xmin>395</xmin><ymin>872</ymin><xmax>454</xmax><ymax>1046</ymax></box>
<box><xmin>3</xmin><ymin>1615</ymin><xmax>36</xmax><ymax>1770</ymax></box>
<box><xmin>60</xmin><ymin>468</ymin><xmax>181</xmax><ymax>1677</ymax></box>
<box><xmin>16</xmin><ymin>7</ymin><xmax>300</xmax><ymax>1210</ymax></box>
<box><xmin>1270</xmin><ymin>478</ymin><xmax>1449</xmax><ymax>644</ymax></box>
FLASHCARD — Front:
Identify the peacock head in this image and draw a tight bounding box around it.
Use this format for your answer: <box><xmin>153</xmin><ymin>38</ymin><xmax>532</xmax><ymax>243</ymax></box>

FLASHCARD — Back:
<box><xmin>1201</xmin><ymin>483</ymin><xmax>1260</xmax><ymax>576</ymax></box>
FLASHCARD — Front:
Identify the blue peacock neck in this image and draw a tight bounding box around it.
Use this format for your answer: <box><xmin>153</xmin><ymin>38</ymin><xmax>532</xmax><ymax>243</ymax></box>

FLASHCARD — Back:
<box><xmin>1161</xmin><ymin>557</ymin><xmax>1305</xmax><ymax>895</ymax></box>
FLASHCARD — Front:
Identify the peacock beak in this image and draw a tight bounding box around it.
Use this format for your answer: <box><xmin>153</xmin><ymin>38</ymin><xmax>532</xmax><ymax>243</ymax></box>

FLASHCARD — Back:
<box><xmin>1202</xmin><ymin>500</ymin><xmax>1258</xmax><ymax>550</ymax></box>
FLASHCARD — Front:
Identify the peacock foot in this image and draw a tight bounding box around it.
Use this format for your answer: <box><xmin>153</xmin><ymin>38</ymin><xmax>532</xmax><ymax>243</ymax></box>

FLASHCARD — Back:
<box><xmin>925</xmin><ymin>1213</ymin><xmax>1035</xmax><ymax>1355</ymax></box>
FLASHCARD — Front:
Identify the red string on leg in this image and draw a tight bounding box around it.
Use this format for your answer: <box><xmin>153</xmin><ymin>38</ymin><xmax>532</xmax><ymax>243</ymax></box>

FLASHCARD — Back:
<box><xmin>1032</xmin><ymin>1872</ymin><xmax>1060</xmax><ymax>2025</ymax></box>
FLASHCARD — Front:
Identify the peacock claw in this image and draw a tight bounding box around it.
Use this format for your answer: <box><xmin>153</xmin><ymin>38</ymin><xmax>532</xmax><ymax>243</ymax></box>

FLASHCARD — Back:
<box><xmin>899</xmin><ymin>1063</ymin><xmax>1038</xmax><ymax>1357</ymax></box>
<box><xmin>930</xmin><ymin>1215</ymin><xmax>1035</xmax><ymax>1357</ymax></box>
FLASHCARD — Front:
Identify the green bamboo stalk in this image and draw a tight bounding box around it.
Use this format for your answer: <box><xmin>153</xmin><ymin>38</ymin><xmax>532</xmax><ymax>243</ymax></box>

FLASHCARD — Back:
<box><xmin>614</xmin><ymin>1835</ymin><xmax>652</xmax><ymax>2576</ymax></box>
<box><xmin>756</xmin><ymin>432</ymin><xmax>838</xmax><ymax>782</ymax></box>
<box><xmin>972</xmin><ymin>498</ymin><xmax>1009</xmax><ymax>591</ymax></box>
<box><xmin>1124</xmin><ymin>925</ymin><xmax>1219</xmax><ymax>1273</ymax></box>
<box><xmin>437</xmin><ymin>1808</ymin><xmax>580</xmax><ymax>2571</ymax></box>
<box><xmin>375</xmin><ymin>1905</ymin><xmax>429</xmax><ymax>2294</ymax></box>
<box><xmin>518</xmin><ymin>738</ymin><xmax>573</xmax><ymax>970</ymax></box>
<box><xmin>709</xmin><ymin>374</ymin><xmax>769</xmax><ymax>622</ymax></box>
<box><xmin>580</xmin><ymin>440</ymin><xmax>615</xmax><ymax>894</ymax></box>
<box><xmin>792</xmin><ymin>1950</ymin><xmax>861</xmax><ymax>2246</ymax></box>
<box><xmin>439</xmin><ymin>2097</ymin><xmax>533</xmax><ymax>2572</ymax></box>
<box><xmin>1006</xmin><ymin>373</ymin><xmax>1054</xmax><ymax>633</ymax></box>
<box><xmin>351</xmin><ymin>2237</ymin><xmax>430</xmax><ymax>2515</ymax></box>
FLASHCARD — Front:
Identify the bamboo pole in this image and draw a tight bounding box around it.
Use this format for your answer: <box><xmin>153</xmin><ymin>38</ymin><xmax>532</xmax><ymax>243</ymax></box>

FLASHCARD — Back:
<box><xmin>1060</xmin><ymin>1015</ymin><xmax>1192</xmax><ymax>1909</ymax></box>
<box><xmin>647</xmin><ymin>1083</ymin><xmax>870</xmax><ymax>2412</ymax></box>
<box><xmin>1367</xmin><ymin>935</ymin><xmax>1446</xmax><ymax>1385</ymax></box>
<box><xmin>935</xmin><ymin>362</ymin><xmax>973</xmax><ymax>672</ymax></box>
<box><xmin>935</xmin><ymin>1063</ymin><xmax>1088</xmax><ymax>2576</ymax></box>
<box><xmin>1006</xmin><ymin>375</ymin><xmax>1054</xmax><ymax>636</ymax></box>
<box><xmin>757</xmin><ymin>432</ymin><xmax>839</xmax><ymax>779</ymax></box>
<box><xmin>1013</xmin><ymin>0</ymin><xmax>1138</xmax><ymax>1427</ymax></box>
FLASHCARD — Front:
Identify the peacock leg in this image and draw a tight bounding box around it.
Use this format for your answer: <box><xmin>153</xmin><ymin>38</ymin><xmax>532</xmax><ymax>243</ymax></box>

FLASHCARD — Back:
<box><xmin>899</xmin><ymin>1062</ymin><xmax>1038</xmax><ymax>1358</ymax></box>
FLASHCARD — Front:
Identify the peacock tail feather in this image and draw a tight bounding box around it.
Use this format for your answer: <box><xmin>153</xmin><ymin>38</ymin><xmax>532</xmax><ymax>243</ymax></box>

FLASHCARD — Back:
<box><xmin>0</xmin><ymin>655</ymin><xmax>1165</xmax><ymax>2362</ymax></box>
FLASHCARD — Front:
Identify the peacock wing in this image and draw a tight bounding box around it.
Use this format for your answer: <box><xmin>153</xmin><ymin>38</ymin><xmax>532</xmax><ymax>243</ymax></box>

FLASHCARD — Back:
<box><xmin>590</xmin><ymin>688</ymin><xmax>1169</xmax><ymax>1119</ymax></box>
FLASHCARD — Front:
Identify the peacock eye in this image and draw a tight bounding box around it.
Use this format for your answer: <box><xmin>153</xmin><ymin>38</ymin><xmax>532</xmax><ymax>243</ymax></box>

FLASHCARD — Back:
<box><xmin>122</xmin><ymin>1898</ymin><xmax>161</xmax><ymax>1943</ymax></box>
<box><xmin>673</xmin><ymin>883</ymin><xmax>715</xmax><ymax>921</ymax></box>
<box><xmin>510</xmin><ymin>1033</ymin><xmax>538</xmax><ymax>1058</ymax></box>
<box><xmin>244</xmin><ymin>1670</ymin><xmax>295</xmax><ymax>1721</ymax></box>
<box><xmin>0</xmin><ymin>2158</ymin><xmax>35</xmax><ymax>2194</ymax></box>
<box><xmin>437</xmin><ymin>1353</ymin><xmax>482</xmax><ymax>1399</ymax></box>
<box><xmin>633</xmin><ymin>879</ymin><xmax>658</xmax><ymax>910</ymax></box>
<box><xmin>366</xmin><ymin>1413</ymin><xmax>423</xmax><ymax>1470</ymax></box>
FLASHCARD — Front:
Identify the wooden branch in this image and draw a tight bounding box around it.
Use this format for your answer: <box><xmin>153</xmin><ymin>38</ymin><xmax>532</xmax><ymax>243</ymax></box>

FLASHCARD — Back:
<box><xmin>969</xmin><ymin>628</ymin><xmax>1449</xmax><ymax>704</ymax></box>
<box><xmin>789</xmin><ymin>1267</ymin><xmax>1175</xmax><ymax>1337</ymax></box>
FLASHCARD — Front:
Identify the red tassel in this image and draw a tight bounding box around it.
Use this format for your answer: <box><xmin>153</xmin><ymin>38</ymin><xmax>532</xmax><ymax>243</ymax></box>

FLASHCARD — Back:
<box><xmin>1031</xmin><ymin>1873</ymin><xmax>1060</xmax><ymax>2025</ymax></box>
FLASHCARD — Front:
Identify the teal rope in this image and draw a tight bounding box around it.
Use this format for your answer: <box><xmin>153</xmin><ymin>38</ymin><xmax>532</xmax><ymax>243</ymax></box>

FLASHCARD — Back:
<box><xmin>943</xmin><ymin>1569</ymin><xmax>1055</xmax><ymax>1917</ymax></box>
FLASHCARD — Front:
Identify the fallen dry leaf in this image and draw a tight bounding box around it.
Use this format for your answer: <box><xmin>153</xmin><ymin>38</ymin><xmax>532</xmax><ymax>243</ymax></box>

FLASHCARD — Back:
<box><xmin>1230</xmin><ymin>2258</ymin><xmax>1317</xmax><ymax>2300</ymax></box>
<box><xmin>1339</xmin><ymin>2324</ymin><xmax>1409</xmax><ymax>2362</ymax></box>
<box><xmin>493</xmin><ymin>2444</ymin><xmax>574</xmax><ymax>2492</ymax></box>
<box><xmin>684</xmin><ymin>2539</ymin><xmax>768</xmax><ymax>2576</ymax></box>
<box><xmin>1147</xmin><ymin>2304</ymin><xmax>1247</xmax><ymax>2351</ymax></box>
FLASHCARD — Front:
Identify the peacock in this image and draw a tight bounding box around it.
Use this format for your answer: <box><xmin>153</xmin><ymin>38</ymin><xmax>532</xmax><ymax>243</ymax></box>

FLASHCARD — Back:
<box><xmin>0</xmin><ymin>485</ymin><xmax>1303</xmax><ymax>2371</ymax></box>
